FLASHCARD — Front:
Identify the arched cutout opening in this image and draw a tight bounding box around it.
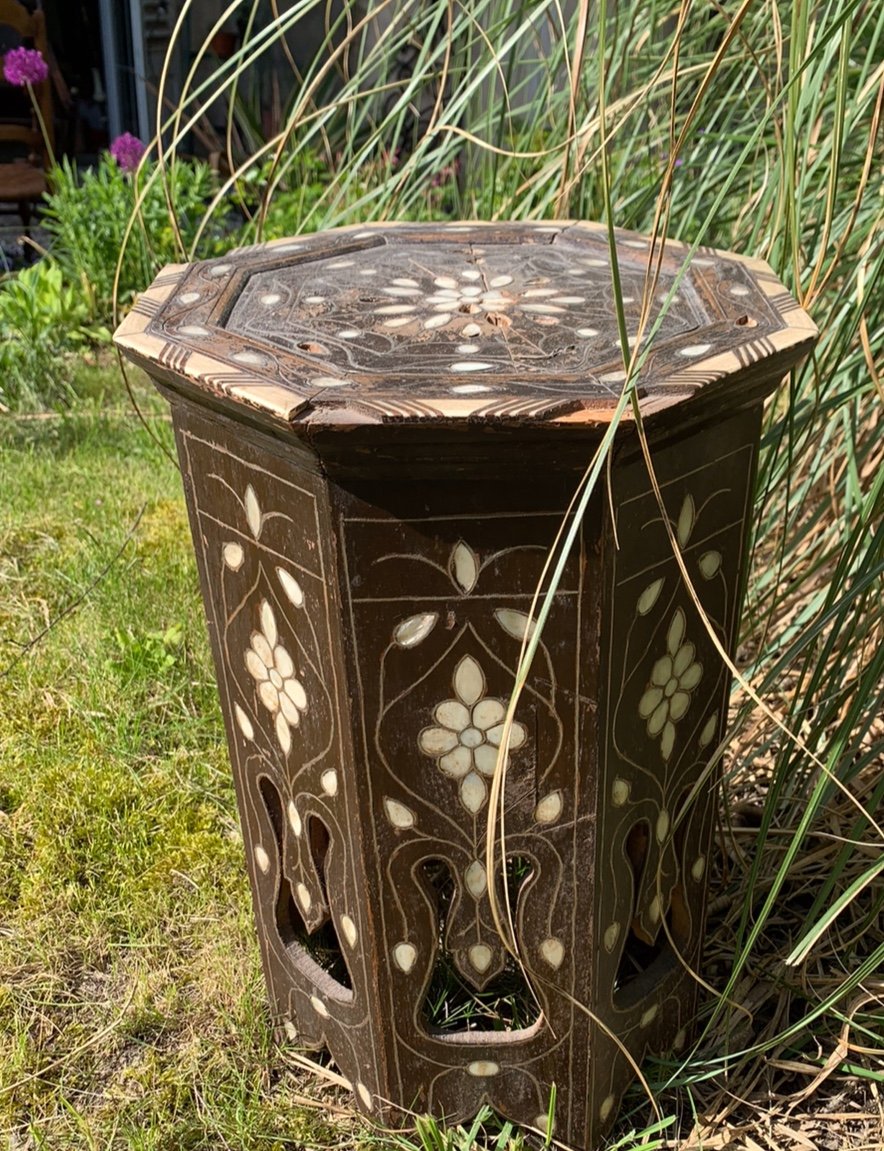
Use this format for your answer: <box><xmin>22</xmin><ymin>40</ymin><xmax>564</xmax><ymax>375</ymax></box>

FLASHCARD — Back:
<box><xmin>257</xmin><ymin>776</ymin><xmax>352</xmax><ymax>992</ymax></box>
<box><xmin>419</xmin><ymin>855</ymin><xmax>542</xmax><ymax>1036</ymax></box>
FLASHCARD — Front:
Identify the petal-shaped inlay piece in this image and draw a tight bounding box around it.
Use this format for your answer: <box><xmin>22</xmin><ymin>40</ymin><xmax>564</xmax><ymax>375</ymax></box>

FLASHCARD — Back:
<box><xmin>660</xmin><ymin>720</ymin><xmax>676</xmax><ymax>760</ymax></box>
<box><xmin>540</xmin><ymin>938</ymin><xmax>564</xmax><ymax>968</ymax></box>
<box><xmin>436</xmin><ymin>699</ymin><xmax>470</xmax><ymax>731</ymax></box>
<box><xmin>493</xmin><ymin>608</ymin><xmax>537</xmax><ymax>642</ymax></box>
<box><xmin>667</xmin><ymin>609</ymin><xmax>686</xmax><ymax>656</ymax></box>
<box><xmin>451</xmin><ymin>541</ymin><xmax>479</xmax><ymax>593</ymax></box>
<box><xmin>278</xmin><ymin>691</ymin><xmax>299</xmax><ymax>725</ymax></box>
<box><xmin>647</xmin><ymin>700</ymin><xmax>669</xmax><ymax>736</ymax></box>
<box><xmin>260</xmin><ymin>601</ymin><xmax>278</xmax><ymax>648</ymax></box>
<box><xmin>460</xmin><ymin>771</ymin><xmax>486</xmax><ymax>814</ymax></box>
<box><xmin>310</xmin><ymin>995</ymin><xmax>329</xmax><ymax>1018</ymax></box>
<box><xmin>604</xmin><ymin>922</ymin><xmax>620</xmax><ymax>951</ymax></box>
<box><xmin>283</xmin><ymin>1019</ymin><xmax>297</xmax><ymax>1040</ymax></box>
<box><xmin>677</xmin><ymin>494</ymin><xmax>695</xmax><ymax>547</ymax></box>
<box><xmin>656</xmin><ymin>808</ymin><xmax>670</xmax><ymax>843</ymax></box>
<box><xmin>356</xmin><ymin>1082</ymin><xmax>373</xmax><ymax>1109</ymax></box>
<box><xmin>277</xmin><ymin>568</ymin><xmax>304</xmax><ymax>607</ymax></box>
<box><xmin>274</xmin><ymin>645</ymin><xmax>294</xmax><ymax>680</ymax></box>
<box><xmin>637</xmin><ymin>578</ymin><xmax>664</xmax><ymax>615</ymax></box>
<box><xmin>287</xmin><ymin>800</ymin><xmax>302</xmax><ymax>836</ymax></box>
<box><xmin>254</xmin><ymin>844</ymin><xmax>270</xmax><ymax>873</ymax></box>
<box><xmin>472</xmin><ymin>697</ymin><xmax>505</xmax><ymax>730</ymax></box>
<box><xmin>534</xmin><ymin>791</ymin><xmax>563</xmax><ymax>824</ymax></box>
<box><xmin>639</xmin><ymin>686</ymin><xmax>664</xmax><ymax>719</ymax></box>
<box><xmin>258</xmin><ymin>680</ymin><xmax>279</xmax><ymax>712</ymax></box>
<box><xmin>296</xmin><ymin>882</ymin><xmax>312</xmax><ymax>911</ymax></box>
<box><xmin>651</xmin><ymin>655</ymin><xmax>673</xmax><ymax>687</ymax></box>
<box><xmin>680</xmin><ymin>662</ymin><xmax>703</xmax><ymax>691</ymax></box>
<box><xmin>469</xmin><ymin>944</ymin><xmax>493</xmax><ymax>972</ymax></box>
<box><xmin>611</xmin><ymin>778</ymin><xmax>631</xmax><ymax>806</ymax></box>
<box><xmin>393</xmin><ymin>942</ymin><xmax>417</xmax><ymax>971</ymax></box>
<box><xmin>384</xmin><ymin>798</ymin><xmax>415</xmax><ymax>829</ymax></box>
<box><xmin>600</xmin><ymin>1096</ymin><xmax>616</xmax><ymax>1123</ymax></box>
<box><xmin>699</xmin><ymin>713</ymin><xmax>718</xmax><ymax>748</ymax></box>
<box><xmin>669</xmin><ymin>691</ymin><xmax>691</xmax><ymax>721</ymax></box>
<box><xmin>276</xmin><ymin>712</ymin><xmax>292</xmax><ymax>754</ymax></box>
<box><xmin>649</xmin><ymin>895</ymin><xmax>662</xmax><ymax>922</ymax></box>
<box><xmin>341</xmin><ymin>915</ymin><xmax>358</xmax><ymax>947</ymax></box>
<box><xmin>244</xmin><ymin>484</ymin><xmax>262</xmax><ymax>538</ymax></box>
<box><xmin>320</xmin><ymin>769</ymin><xmax>338</xmax><ymax>796</ymax></box>
<box><xmin>439</xmin><ymin>746</ymin><xmax>472</xmax><ymax>778</ymax></box>
<box><xmin>699</xmin><ymin>550</ymin><xmax>722</xmax><ymax>579</ymax></box>
<box><xmin>465</xmin><ymin>860</ymin><xmax>487</xmax><ymax>899</ymax></box>
<box><xmin>467</xmin><ymin>1061</ymin><xmax>499</xmax><ymax>1077</ymax></box>
<box><xmin>486</xmin><ymin>721</ymin><xmax>526</xmax><ymax>750</ymax></box>
<box><xmin>692</xmin><ymin>855</ymin><xmax>706</xmax><ymax>881</ymax></box>
<box><xmin>246</xmin><ymin>649</ymin><xmax>269</xmax><ymax>684</ymax></box>
<box><xmin>234</xmin><ymin>704</ymin><xmax>254</xmax><ymax>740</ymax></box>
<box><xmin>641</xmin><ymin>1003</ymin><xmax>659</xmax><ymax>1027</ymax></box>
<box><xmin>454</xmin><ymin>655</ymin><xmax>484</xmax><ymax>706</ymax></box>
<box><xmin>672</xmin><ymin>642</ymin><xmax>695</xmax><ymax>677</ymax></box>
<box><xmin>223</xmin><ymin>542</ymin><xmax>244</xmax><ymax>570</ymax></box>
<box><xmin>473</xmin><ymin>743</ymin><xmax>499</xmax><ymax>777</ymax></box>
<box><xmin>419</xmin><ymin>727</ymin><xmax>460</xmax><ymax>756</ymax></box>
<box><xmin>394</xmin><ymin>612</ymin><xmax>438</xmax><ymax>648</ymax></box>
<box><xmin>287</xmin><ymin>678</ymin><xmax>307</xmax><ymax>711</ymax></box>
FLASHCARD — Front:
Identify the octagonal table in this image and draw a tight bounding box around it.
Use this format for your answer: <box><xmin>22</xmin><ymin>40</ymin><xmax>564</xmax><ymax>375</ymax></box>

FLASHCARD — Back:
<box><xmin>114</xmin><ymin>221</ymin><xmax>816</xmax><ymax>1148</ymax></box>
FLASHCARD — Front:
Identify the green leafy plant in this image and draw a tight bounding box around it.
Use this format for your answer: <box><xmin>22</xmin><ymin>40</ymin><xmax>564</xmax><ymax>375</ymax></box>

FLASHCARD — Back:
<box><xmin>0</xmin><ymin>261</ymin><xmax>105</xmax><ymax>411</ymax></box>
<box><xmin>41</xmin><ymin>153</ymin><xmax>218</xmax><ymax>325</ymax></box>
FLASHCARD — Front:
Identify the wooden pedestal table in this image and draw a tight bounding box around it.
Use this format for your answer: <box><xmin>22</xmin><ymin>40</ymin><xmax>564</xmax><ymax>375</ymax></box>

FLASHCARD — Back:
<box><xmin>114</xmin><ymin>222</ymin><xmax>816</xmax><ymax>1148</ymax></box>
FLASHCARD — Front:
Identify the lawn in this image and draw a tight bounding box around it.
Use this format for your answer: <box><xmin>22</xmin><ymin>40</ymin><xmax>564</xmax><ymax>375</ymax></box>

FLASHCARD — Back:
<box><xmin>0</xmin><ymin>367</ymin><xmax>362</xmax><ymax>1148</ymax></box>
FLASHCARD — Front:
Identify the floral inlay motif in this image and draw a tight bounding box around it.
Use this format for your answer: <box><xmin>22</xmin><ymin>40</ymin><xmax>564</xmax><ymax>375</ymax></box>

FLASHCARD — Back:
<box><xmin>638</xmin><ymin>608</ymin><xmax>702</xmax><ymax>760</ymax></box>
<box><xmin>419</xmin><ymin>654</ymin><xmax>526</xmax><ymax>814</ymax></box>
<box><xmin>246</xmin><ymin>599</ymin><xmax>307</xmax><ymax>755</ymax></box>
<box><xmin>371</xmin><ymin>267</ymin><xmax>588</xmax><ymax>351</ymax></box>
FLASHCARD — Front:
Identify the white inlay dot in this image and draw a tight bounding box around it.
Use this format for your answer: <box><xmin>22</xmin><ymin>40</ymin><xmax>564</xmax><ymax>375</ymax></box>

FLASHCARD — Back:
<box><xmin>467</xmin><ymin>1061</ymin><xmax>500</xmax><ymax>1077</ymax></box>
<box><xmin>577</xmin><ymin>327</ymin><xmax>599</xmax><ymax>338</ymax></box>
<box><xmin>310</xmin><ymin>995</ymin><xmax>329</xmax><ymax>1018</ymax></box>
<box><xmin>384</xmin><ymin>798</ymin><xmax>416</xmax><ymax>829</ymax></box>
<box><xmin>641</xmin><ymin>1004</ymin><xmax>659</xmax><ymax>1027</ymax></box>
<box><xmin>223</xmin><ymin>542</ymin><xmax>244</xmax><ymax>570</ymax></box>
<box><xmin>456</xmin><ymin>344</ymin><xmax>480</xmax><ymax>354</ymax></box>
<box><xmin>604</xmin><ymin>922</ymin><xmax>620</xmax><ymax>951</ymax></box>
<box><xmin>465</xmin><ymin>860</ymin><xmax>487</xmax><ymax>899</ymax></box>
<box><xmin>692</xmin><ymin>855</ymin><xmax>706</xmax><ymax>881</ymax></box>
<box><xmin>356</xmin><ymin>1082</ymin><xmax>373</xmax><ymax>1108</ymax></box>
<box><xmin>296</xmin><ymin>882</ymin><xmax>312</xmax><ymax>912</ymax></box>
<box><xmin>209</xmin><ymin>263</ymin><xmax>232</xmax><ymax>276</ymax></box>
<box><xmin>179</xmin><ymin>325</ymin><xmax>209</xmax><ymax>337</ymax></box>
<box><xmin>600</xmin><ymin>1095</ymin><xmax>616</xmax><ymax>1123</ymax></box>
<box><xmin>254</xmin><ymin>845</ymin><xmax>270</xmax><ymax>873</ymax></box>
<box><xmin>287</xmin><ymin>800</ymin><xmax>302</xmax><ymax>836</ymax></box>
<box><xmin>731</xmin><ymin>285</ymin><xmax>750</xmax><ymax>296</ymax></box>
<box><xmin>338</xmin><ymin>328</ymin><xmax>361</xmax><ymax>338</ymax></box>
<box><xmin>283</xmin><ymin>1019</ymin><xmax>298</xmax><ymax>1040</ymax></box>
<box><xmin>311</xmin><ymin>376</ymin><xmax>352</xmax><ymax>388</ymax></box>
<box><xmin>234</xmin><ymin>704</ymin><xmax>253</xmax><ymax>740</ymax></box>
<box><xmin>469</xmin><ymin>944</ymin><xmax>493</xmax><ymax>972</ymax></box>
<box><xmin>611</xmin><ymin>778</ymin><xmax>630</xmax><ymax>806</ymax></box>
<box><xmin>177</xmin><ymin>291</ymin><xmax>200</xmax><ymax>304</ymax></box>
<box><xmin>680</xmin><ymin>343</ymin><xmax>712</xmax><ymax>357</ymax></box>
<box><xmin>393</xmin><ymin>942</ymin><xmax>417</xmax><ymax>972</ymax></box>
<box><xmin>656</xmin><ymin>808</ymin><xmax>670</xmax><ymax>842</ymax></box>
<box><xmin>233</xmin><ymin>351</ymin><xmax>266</xmax><ymax>366</ymax></box>
<box><xmin>341</xmin><ymin>915</ymin><xmax>358</xmax><ymax>948</ymax></box>
<box><xmin>534</xmin><ymin>791</ymin><xmax>563</xmax><ymax>824</ymax></box>
<box><xmin>540</xmin><ymin>938</ymin><xmax>564</xmax><ymax>968</ymax></box>
<box><xmin>260</xmin><ymin>293</ymin><xmax>281</xmax><ymax>306</ymax></box>
<box><xmin>321</xmin><ymin>769</ymin><xmax>338</xmax><ymax>796</ymax></box>
<box><xmin>451</xmin><ymin>361</ymin><xmax>492</xmax><ymax>372</ymax></box>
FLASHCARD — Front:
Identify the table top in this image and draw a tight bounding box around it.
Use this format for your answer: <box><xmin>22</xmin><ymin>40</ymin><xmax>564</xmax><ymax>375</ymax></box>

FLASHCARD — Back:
<box><xmin>115</xmin><ymin>221</ymin><xmax>816</xmax><ymax>433</ymax></box>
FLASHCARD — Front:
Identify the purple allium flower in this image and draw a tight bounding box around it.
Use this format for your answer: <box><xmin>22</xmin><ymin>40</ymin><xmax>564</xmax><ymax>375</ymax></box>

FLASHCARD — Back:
<box><xmin>109</xmin><ymin>132</ymin><xmax>146</xmax><ymax>173</ymax></box>
<box><xmin>3</xmin><ymin>46</ymin><xmax>49</xmax><ymax>87</ymax></box>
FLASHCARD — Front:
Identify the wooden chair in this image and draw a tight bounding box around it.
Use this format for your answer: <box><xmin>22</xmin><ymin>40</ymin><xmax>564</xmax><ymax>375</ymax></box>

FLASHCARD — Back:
<box><xmin>0</xmin><ymin>0</ymin><xmax>54</xmax><ymax>235</ymax></box>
